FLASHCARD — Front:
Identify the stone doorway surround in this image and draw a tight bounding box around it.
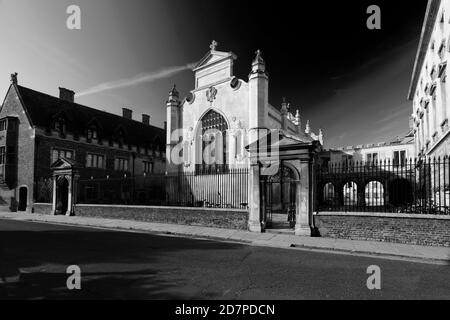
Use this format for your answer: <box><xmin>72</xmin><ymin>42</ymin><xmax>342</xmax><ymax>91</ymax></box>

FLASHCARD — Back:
<box><xmin>50</xmin><ymin>157</ymin><xmax>80</xmax><ymax>216</ymax></box>
<box><xmin>246</xmin><ymin>129</ymin><xmax>321</xmax><ymax>236</ymax></box>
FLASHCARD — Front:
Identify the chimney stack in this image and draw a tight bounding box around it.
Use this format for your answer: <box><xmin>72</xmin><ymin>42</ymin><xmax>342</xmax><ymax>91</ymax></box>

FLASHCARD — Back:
<box><xmin>59</xmin><ymin>87</ymin><xmax>75</xmax><ymax>103</ymax></box>
<box><xmin>142</xmin><ymin>114</ymin><xmax>150</xmax><ymax>125</ymax></box>
<box><xmin>122</xmin><ymin>108</ymin><xmax>133</xmax><ymax>120</ymax></box>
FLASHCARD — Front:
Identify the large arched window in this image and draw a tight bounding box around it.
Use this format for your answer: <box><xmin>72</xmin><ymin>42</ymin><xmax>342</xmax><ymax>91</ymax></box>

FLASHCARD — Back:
<box><xmin>53</xmin><ymin>117</ymin><xmax>66</xmax><ymax>137</ymax></box>
<box><xmin>87</xmin><ymin>124</ymin><xmax>98</xmax><ymax>142</ymax></box>
<box><xmin>198</xmin><ymin>109</ymin><xmax>228</xmax><ymax>172</ymax></box>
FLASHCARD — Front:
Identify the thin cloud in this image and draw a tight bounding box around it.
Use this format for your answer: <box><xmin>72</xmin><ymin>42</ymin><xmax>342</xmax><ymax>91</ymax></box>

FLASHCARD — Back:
<box><xmin>376</xmin><ymin>105</ymin><xmax>410</xmax><ymax>124</ymax></box>
<box><xmin>76</xmin><ymin>64</ymin><xmax>196</xmax><ymax>97</ymax></box>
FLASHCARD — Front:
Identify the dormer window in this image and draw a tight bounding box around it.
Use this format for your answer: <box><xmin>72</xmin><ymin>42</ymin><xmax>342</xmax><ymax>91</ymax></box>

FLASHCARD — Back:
<box><xmin>116</xmin><ymin>129</ymin><xmax>125</xmax><ymax>148</ymax></box>
<box><xmin>54</xmin><ymin>117</ymin><xmax>66</xmax><ymax>137</ymax></box>
<box><xmin>87</xmin><ymin>125</ymin><xmax>98</xmax><ymax>142</ymax></box>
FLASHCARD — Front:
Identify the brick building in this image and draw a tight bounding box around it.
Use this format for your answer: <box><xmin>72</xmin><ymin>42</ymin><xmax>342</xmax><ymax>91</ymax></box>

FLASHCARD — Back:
<box><xmin>0</xmin><ymin>73</ymin><xmax>166</xmax><ymax>213</ymax></box>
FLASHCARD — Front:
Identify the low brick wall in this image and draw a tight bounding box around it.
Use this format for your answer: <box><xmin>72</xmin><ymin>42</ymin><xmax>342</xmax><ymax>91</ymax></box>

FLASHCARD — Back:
<box><xmin>33</xmin><ymin>203</ymin><xmax>52</xmax><ymax>215</ymax></box>
<box><xmin>315</xmin><ymin>212</ymin><xmax>450</xmax><ymax>247</ymax></box>
<box><xmin>74</xmin><ymin>204</ymin><xmax>248</xmax><ymax>230</ymax></box>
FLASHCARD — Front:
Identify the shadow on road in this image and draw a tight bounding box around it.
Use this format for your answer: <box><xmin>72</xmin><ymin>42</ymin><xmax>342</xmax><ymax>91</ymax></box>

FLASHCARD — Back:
<box><xmin>0</xmin><ymin>225</ymin><xmax>243</xmax><ymax>299</ymax></box>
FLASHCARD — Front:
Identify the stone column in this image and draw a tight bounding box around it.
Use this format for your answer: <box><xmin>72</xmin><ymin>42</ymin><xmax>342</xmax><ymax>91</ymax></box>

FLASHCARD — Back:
<box><xmin>72</xmin><ymin>173</ymin><xmax>79</xmax><ymax>215</ymax></box>
<box><xmin>65</xmin><ymin>175</ymin><xmax>73</xmax><ymax>216</ymax></box>
<box><xmin>51</xmin><ymin>175</ymin><xmax>57</xmax><ymax>215</ymax></box>
<box><xmin>357</xmin><ymin>181</ymin><xmax>366</xmax><ymax>207</ymax></box>
<box><xmin>248</xmin><ymin>163</ymin><xmax>262</xmax><ymax>232</ymax></box>
<box><xmin>295</xmin><ymin>160</ymin><xmax>312</xmax><ymax>236</ymax></box>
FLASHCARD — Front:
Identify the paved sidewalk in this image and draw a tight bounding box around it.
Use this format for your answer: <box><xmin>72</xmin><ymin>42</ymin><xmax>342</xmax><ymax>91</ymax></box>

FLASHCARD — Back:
<box><xmin>1</xmin><ymin>211</ymin><xmax>449</xmax><ymax>264</ymax></box>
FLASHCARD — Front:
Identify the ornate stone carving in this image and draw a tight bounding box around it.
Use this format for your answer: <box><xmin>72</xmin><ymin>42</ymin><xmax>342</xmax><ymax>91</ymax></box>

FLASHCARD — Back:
<box><xmin>210</xmin><ymin>40</ymin><xmax>218</xmax><ymax>51</ymax></box>
<box><xmin>206</xmin><ymin>86</ymin><xmax>217</xmax><ymax>103</ymax></box>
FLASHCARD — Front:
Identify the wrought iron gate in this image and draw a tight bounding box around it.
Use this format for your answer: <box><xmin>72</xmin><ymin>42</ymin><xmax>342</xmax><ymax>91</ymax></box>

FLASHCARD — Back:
<box><xmin>261</xmin><ymin>165</ymin><xmax>296</xmax><ymax>229</ymax></box>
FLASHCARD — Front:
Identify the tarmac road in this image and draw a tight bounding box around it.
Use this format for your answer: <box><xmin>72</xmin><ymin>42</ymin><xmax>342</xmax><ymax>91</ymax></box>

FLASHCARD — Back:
<box><xmin>0</xmin><ymin>218</ymin><xmax>449</xmax><ymax>300</ymax></box>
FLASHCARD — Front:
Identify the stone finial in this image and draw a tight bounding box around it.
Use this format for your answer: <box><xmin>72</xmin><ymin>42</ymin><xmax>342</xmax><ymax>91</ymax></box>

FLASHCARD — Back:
<box><xmin>253</xmin><ymin>49</ymin><xmax>264</xmax><ymax>64</ymax></box>
<box><xmin>305</xmin><ymin>120</ymin><xmax>311</xmax><ymax>134</ymax></box>
<box><xmin>169</xmin><ymin>84</ymin><xmax>179</xmax><ymax>96</ymax></box>
<box><xmin>295</xmin><ymin>109</ymin><xmax>300</xmax><ymax>122</ymax></box>
<box><xmin>168</xmin><ymin>84</ymin><xmax>179</xmax><ymax>103</ymax></box>
<box><xmin>281</xmin><ymin>98</ymin><xmax>289</xmax><ymax>115</ymax></box>
<box><xmin>251</xmin><ymin>49</ymin><xmax>266</xmax><ymax>75</ymax></box>
<box><xmin>210</xmin><ymin>40</ymin><xmax>218</xmax><ymax>51</ymax></box>
<box><xmin>10</xmin><ymin>72</ymin><xmax>18</xmax><ymax>85</ymax></box>
<box><xmin>294</xmin><ymin>109</ymin><xmax>301</xmax><ymax>129</ymax></box>
<box><xmin>319</xmin><ymin>129</ymin><xmax>324</xmax><ymax>145</ymax></box>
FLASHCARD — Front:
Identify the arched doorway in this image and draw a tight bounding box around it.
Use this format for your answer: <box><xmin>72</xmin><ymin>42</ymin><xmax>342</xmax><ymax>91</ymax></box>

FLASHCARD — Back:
<box><xmin>18</xmin><ymin>186</ymin><xmax>28</xmax><ymax>211</ymax></box>
<box><xmin>389</xmin><ymin>179</ymin><xmax>413</xmax><ymax>207</ymax></box>
<box><xmin>323</xmin><ymin>182</ymin><xmax>335</xmax><ymax>204</ymax></box>
<box><xmin>262</xmin><ymin>164</ymin><xmax>297</xmax><ymax>229</ymax></box>
<box><xmin>365</xmin><ymin>181</ymin><xmax>385</xmax><ymax>207</ymax></box>
<box><xmin>343</xmin><ymin>181</ymin><xmax>358</xmax><ymax>206</ymax></box>
<box><xmin>56</xmin><ymin>177</ymin><xmax>69</xmax><ymax>215</ymax></box>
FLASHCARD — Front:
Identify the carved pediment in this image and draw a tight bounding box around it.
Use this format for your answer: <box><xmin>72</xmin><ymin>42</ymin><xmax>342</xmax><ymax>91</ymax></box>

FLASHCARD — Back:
<box><xmin>193</xmin><ymin>45</ymin><xmax>238</xmax><ymax>89</ymax></box>
<box><xmin>193</xmin><ymin>51</ymin><xmax>237</xmax><ymax>71</ymax></box>
<box><xmin>50</xmin><ymin>157</ymin><xmax>80</xmax><ymax>170</ymax></box>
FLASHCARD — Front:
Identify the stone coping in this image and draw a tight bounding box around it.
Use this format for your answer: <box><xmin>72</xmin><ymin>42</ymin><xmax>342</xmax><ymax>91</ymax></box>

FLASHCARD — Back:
<box><xmin>314</xmin><ymin>211</ymin><xmax>450</xmax><ymax>220</ymax></box>
<box><xmin>34</xmin><ymin>202</ymin><xmax>248</xmax><ymax>213</ymax></box>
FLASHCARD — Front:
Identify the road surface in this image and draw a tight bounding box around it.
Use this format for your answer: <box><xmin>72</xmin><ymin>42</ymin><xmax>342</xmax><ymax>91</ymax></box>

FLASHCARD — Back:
<box><xmin>0</xmin><ymin>218</ymin><xmax>449</xmax><ymax>299</ymax></box>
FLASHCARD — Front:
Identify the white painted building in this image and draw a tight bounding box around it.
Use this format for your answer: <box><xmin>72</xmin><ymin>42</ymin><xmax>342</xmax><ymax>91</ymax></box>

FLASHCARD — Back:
<box><xmin>165</xmin><ymin>41</ymin><xmax>324</xmax><ymax>235</ymax></box>
<box><xmin>408</xmin><ymin>0</ymin><xmax>450</xmax><ymax>158</ymax></box>
<box><xmin>322</xmin><ymin>133</ymin><xmax>415</xmax><ymax>166</ymax></box>
<box><xmin>166</xmin><ymin>41</ymin><xmax>323</xmax><ymax>173</ymax></box>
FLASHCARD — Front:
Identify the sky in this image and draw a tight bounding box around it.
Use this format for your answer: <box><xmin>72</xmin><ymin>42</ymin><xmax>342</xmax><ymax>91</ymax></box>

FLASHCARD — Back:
<box><xmin>0</xmin><ymin>0</ymin><xmax>428</xmax><ymax>148</ymax></box>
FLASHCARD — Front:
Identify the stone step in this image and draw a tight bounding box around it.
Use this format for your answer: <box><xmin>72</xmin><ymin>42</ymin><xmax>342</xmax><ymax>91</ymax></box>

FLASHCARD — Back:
<box><xmin>266</xmin><ymin>228</ymin><xmax>295</xmax><ymax>235</ymax></box>
<box><xmin>270</xmin><ymin>213</ymin><xmax>290</xmax><ymax>223</ymax></box>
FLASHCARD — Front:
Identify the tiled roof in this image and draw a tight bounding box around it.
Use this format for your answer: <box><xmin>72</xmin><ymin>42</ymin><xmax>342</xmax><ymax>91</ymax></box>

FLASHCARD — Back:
<box><xmin>15</xmin><ymin>85</ymin><xmax>165</xmax><ymax>149</ymax></box>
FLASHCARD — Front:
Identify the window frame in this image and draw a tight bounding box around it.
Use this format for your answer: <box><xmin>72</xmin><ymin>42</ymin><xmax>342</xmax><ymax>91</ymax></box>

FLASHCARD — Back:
<box><xmin>51</xmin><ymin>148</ymin><xmax>74</xmax><ymax>164</ymax></box>
<box><xmin>114</xmin><ymin>157</ymin><xmax>129</xmax><ymax>172</ymax></box>
<box><xmin>393</xmin><ymin>150</ymin><xmax>407</xmax><ymax>168</ymax></box>
<box><xmin>0</xmin><ymin>146</ymin><xmax>6</xmax><ymax>165</ymax></box>
<box><xmin>143</xmin><ymin>160</ymin><xmax>154</xmax><ymax>174</ymax></box>
<box><xmin>86</xmin><ymin>152</ymin><xmax>106</xmax><ymax>169</ymax></box>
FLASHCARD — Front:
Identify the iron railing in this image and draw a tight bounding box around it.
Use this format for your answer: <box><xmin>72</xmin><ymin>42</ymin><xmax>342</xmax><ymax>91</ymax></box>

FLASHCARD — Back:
<box><xmin>76</xmin><ymin>168</ymin><xmax>249</xmax><ymax>209</ymax></box>
<box><xmin>315</xmin><ymin>157</ymin><xmax>450</xmax><ymax>215</ymax></box>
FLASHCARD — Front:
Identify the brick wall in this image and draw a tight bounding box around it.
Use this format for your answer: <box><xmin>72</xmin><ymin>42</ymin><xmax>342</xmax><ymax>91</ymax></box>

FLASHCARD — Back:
<box><xmin>315</xmin><ymin>212</ymin><xmax>450</xmax><ymax>247</ymax></box>
<box><xmin>33</xmin><ymin>203</ymin><xmax>52</xmax><ymax>215</ymax></box>
<box><xmin>74</xmin><ymin>205</ymin><xmax>248</xmax><ymax>230</ymax></box>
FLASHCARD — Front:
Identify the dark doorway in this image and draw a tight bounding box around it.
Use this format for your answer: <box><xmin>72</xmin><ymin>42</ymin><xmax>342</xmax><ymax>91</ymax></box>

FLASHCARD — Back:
<box><xmin>389</xmin><ymin>179</ymin><xmax>413</xmax><ymax>207</ymax></box>
<box><xmin>18</xmin><ymin>186</ymin><xmax>27</xmax><ymax>211</ymax></box>
<box><xmin>262</xmin><ymin>165</ymin><xmax>297</xmax><ymax>229</ymax></box>
<box><xmin>56</xmin><ymin>178</ymin><xmax>69</xmax><ymax>215</ymax></box>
